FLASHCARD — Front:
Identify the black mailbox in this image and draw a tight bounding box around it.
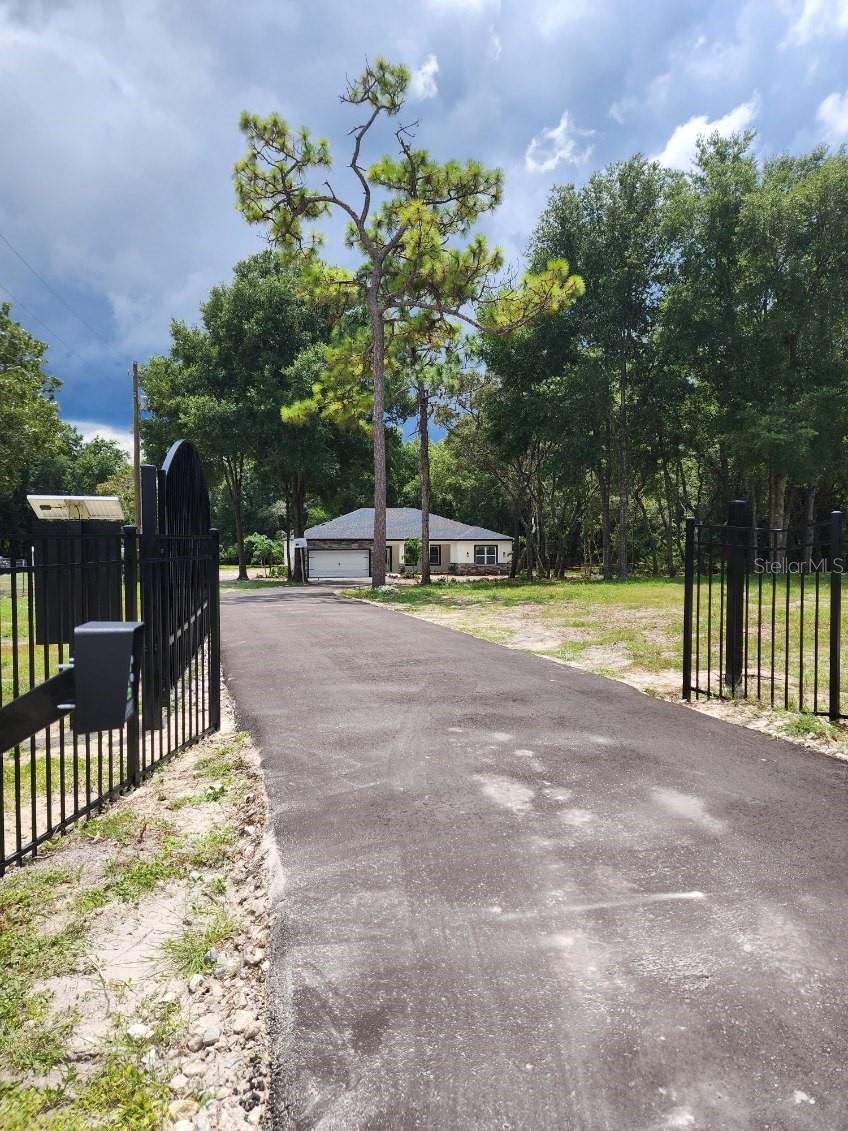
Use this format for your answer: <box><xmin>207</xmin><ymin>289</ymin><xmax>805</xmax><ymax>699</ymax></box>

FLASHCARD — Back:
<box><xmin>72</xmin><ymin>621</ymin><xmax>144</xmax><ymax>733</ymax></box>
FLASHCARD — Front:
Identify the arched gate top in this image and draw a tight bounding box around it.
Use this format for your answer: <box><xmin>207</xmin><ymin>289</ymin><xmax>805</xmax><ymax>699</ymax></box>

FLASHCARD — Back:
<box><xmin>160</xmin><ymin>440</ymin><xmax>211</xmax><ymax>536</ymax></box>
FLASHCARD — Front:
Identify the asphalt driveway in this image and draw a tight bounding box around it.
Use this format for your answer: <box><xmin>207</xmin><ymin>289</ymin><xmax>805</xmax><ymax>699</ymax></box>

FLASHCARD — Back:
<box><xmin>221</xmin><ymin>584</ymin><xmax>848</xmax><ymax>1131</ymax></box>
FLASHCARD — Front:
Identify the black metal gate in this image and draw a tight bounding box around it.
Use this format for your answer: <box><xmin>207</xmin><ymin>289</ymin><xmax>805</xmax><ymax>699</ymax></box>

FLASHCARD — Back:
<box><xmin>682</xmin><ymin>500</ymin><xmax>845</xmax><ymax>719</ymax></box>
<box><xmin>0</xmin><ymin>441</ymin><xmax>220</xmax><ymax>873</ymax></box>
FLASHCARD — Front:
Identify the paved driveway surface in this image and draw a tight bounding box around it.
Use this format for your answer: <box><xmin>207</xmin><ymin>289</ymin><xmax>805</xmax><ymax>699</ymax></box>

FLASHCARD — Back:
<box><xmin>221</xmin><ymin>584</ymin><xmax>848</xmax><ymax>1131</ymax></box>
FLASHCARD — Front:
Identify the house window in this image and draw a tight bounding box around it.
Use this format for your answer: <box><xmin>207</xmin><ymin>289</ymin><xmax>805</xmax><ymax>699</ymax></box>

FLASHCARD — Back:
<box><xmin>429</xmin><ymin>544</ymin><xmax>441</xmax><ymax>566</ymax></box>
<box><xmin>474</xmin><ymin>545</ymin><xmax>497</xmax><ymax>565</ymax></box>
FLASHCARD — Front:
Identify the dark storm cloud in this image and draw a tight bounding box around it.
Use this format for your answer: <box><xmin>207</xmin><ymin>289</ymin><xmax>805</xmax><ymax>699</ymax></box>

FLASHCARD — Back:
<box><xmin>1</xmin><ymin>0</ymin><xmax>846</xmax><ymax>434</ymax></box>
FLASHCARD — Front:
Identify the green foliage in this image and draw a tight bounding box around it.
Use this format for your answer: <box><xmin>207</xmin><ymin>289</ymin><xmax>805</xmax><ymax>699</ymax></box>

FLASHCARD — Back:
<box><xmin>0</xmin><ymin>303</ymin><xmax>63</xmax><ymax>501</ymax></box>
<box><xmin>95</xmin><ymin>463</ymin><xmax>134</xmax><ymax>520</ymax></box>
<box><xmin>184</xmin><ymin>825</ymin><xmax>237</xmax><ymax>869</ymax></box>
<box><xmin>403</xmin><ymin>537</ymin><xmax>421</xmax><ymax>565</ymax></box>
<box><xmin>62</xmin><ymin>437</ymin><xmax>130</xmax><ymax>497</ymax></box>
<box><xmin>244</xmin><ymin>532</ymin><xmax>284</xmax><ymax>575</ymax></box>
<box><xmin>162</xmin><ymin>909</ymin><xmax>238</xmax><ymax>976</ymax></box>
<box><xmin>467</xmin><ymin>134</ymin><xmax>848</xmax><ymax>580</ymax></box>
<box><xmin>234</xmin><ymin>57</ymin><xmax>583</xmax><ymax>587</ymax></box>
<box><xmin>140</xmin><ymin>251</ymin><xmax>330</xmax><ymax>575</ymax></box>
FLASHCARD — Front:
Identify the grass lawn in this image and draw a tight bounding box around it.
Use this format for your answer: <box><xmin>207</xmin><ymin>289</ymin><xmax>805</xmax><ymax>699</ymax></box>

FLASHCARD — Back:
<box><xmin>347</xmin><ymin>576</ymin><xmax>848</xmax><ymax>757</ymax></box>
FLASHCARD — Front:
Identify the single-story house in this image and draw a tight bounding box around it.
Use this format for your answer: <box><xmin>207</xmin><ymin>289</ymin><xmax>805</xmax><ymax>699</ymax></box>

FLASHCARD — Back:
<box><xmin>305</xmin><ymin>507</ymin><xmax>513</xmax><ymax>579</ymax></box>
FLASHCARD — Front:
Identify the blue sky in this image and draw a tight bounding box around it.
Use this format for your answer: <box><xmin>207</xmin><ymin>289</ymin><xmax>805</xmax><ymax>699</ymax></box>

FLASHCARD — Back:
<box><xmin>2</xmin><ymin>0</ymin><xmax>847</xmax><ymax>453</ymax></box>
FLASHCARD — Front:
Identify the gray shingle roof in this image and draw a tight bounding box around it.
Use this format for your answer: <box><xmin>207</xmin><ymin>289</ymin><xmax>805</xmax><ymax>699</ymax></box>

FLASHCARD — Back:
<box><xmin>305</xmin><ymin>507</ymin><xmax>511</xmax><ymax>542</ymax></box>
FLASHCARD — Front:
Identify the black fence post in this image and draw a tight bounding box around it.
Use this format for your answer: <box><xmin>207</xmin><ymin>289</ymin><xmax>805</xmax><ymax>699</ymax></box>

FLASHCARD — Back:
<box><xmin>725</xmin><ymin>499</ymin><xmax>748</xmax><ymax>693</ymax></box>
<box><xmin>123</xmin><ymin>526</ymin><xmax>137</xmax><ymax>620</ymax></box>
<box><xmin>209</xmin><ymin>528</ymin><xmax>221</xmax><ymax>731</ymax></box>
<box><xmin>123</xmin><ymin>526</ymin><xmax>141</xmax><ymax>786</ymax></box>
<box><xmin>829</xmin><ymin>510</ymin><xmax>844</xmax><ymax>721</ymax></box>
<box><xmin>682</xmin><ymin>517</ymin><xmax>696</xmax><ymax>700</ymax></box>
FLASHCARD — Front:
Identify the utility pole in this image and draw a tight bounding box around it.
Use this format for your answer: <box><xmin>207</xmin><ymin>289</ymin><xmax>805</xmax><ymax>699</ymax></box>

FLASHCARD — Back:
<box><xmin>132</xmin><ymin>361</ymin><xmax>141</xmax><ymax>526</ymax></box>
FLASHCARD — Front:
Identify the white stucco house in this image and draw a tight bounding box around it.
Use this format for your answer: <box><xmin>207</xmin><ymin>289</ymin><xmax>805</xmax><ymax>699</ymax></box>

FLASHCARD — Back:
<box><xmin>305</xmin><ymin>507</ymin><xmax>513</xmax><ymax>579</ymax></box>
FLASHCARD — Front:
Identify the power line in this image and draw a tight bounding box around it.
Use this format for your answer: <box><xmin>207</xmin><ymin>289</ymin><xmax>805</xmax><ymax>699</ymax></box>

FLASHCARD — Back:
<box><xmin>0</xmin><ymin>278</ymin><xmax>94</xmax><ymax>370</ymax></box>
<box><xmin>0</xmin><ymin>228</ymin><xmax>130</xmax><ymax>363</ymax></box>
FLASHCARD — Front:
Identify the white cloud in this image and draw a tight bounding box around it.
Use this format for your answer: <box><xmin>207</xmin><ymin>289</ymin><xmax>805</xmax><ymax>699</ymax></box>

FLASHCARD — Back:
<box><xmin>524</xmin><ymin>111</ymin><xmax>594</xmax><ymax>173</ymax></box>
<box><xmin>608</xmin><ymin>99</ymin><xmax>632</xmax><ymax>124</ymax></box>
<box><xmin>489</xmin><ymin>28</ymin><xmax>503</xmax><ymax>60</ymax></box>
<box><xmin>785</xmin><ymin>0</ymin><xmax>848</xmax><ymax>44</ymax></box>
<box><xmin>427</xmin><ymin>0</ymin><xmax>500</xmax><ymax>10</ymax></box>
<box><xmin>817</xmin><ymin>89</ymin><xmax>848</xmax><ymax>140</ymax></box>
<box><xmin>410</xmin><ymin>54</ymin><xmax>440</xmax><ymax>99</ymax></box>
<box><xmin>653</xmin><ymin>94</ymin><xmax>760</xmax><ymax>170</ymax></box>
<box><xmin>69</xmin><ymin>420</ymin><xmax>134</xmax><ymax>456</ymax></box>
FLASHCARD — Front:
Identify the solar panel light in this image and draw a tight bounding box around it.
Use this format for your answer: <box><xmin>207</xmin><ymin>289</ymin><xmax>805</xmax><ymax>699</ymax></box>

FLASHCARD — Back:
<box><xmin>26</xmin><ymin>495</ymin><xmax>125</xmax><ymax>522</ymax></box>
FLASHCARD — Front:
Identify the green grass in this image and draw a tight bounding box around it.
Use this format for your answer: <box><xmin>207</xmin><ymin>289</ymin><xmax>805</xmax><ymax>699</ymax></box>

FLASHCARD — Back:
<box><xmin>2</xmin><ymin>748</ymin><xmax>114</xmax><ymax>813</ymax></box>
<box><xmin>345</xmin><ymin>576</ymin><xmax>686</xmax><ymax>618</ymax></box>
<box><xmin>162</xmin><ymin>909</ymin><xmax>238</xmax><ymax>976</ymax></box>
<box><xmin>0</xmin><ymin>599</ymin><xmax>64</xmax><ymax>704</ymax></box>
<box><xmin>101</xmin><ymin>852</ymin><xmax>179</xmax><ymax>902</ymax></box>
<box><xmin>0</xmin><ymin>867</ymin><xmax>88</xmax><ymax>1074</ymax></box>
<box><xmin>76</xmin><ymin>1056</ymin><xmax>169</xmax><ymax>1129</ymax></box>
<box><xmin>184</xmin><ymin>825</ymin><xmax>237</xmax><ymax>869</ymax></box>
<box><xmin>0</xmin><ymin>725</ymin><xmax>248</xmax><ymax>1127</ymax></box>
<box><xmin>79</xmin><ymin>809</ymin><xmax>168</xmax><ymax>845</ymax></box>
<box><xmin>780</xmin><ymin>713</ymin><xmax>841</xmax><ymax>740</ymax></box>
<box><xmin>0</xmin><ymin>1056</ymin><xmax>170</xmax><ymax>1130</ymax></box>
<box><xmin>0</xmin><ymin>815</ymin><xmax>241</xmax><ymax>1082</ymax></box>
<box><xmin>193</xmin><ymin>732</ymin><xmax>246</xmax><ymax>781</ymax></box>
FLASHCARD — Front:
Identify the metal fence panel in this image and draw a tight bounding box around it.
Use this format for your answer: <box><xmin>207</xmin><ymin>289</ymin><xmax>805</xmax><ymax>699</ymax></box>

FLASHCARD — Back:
<box><xmin>682</xmin><ymin>501</ymin><xmax>845</xmax><ymax>719</ymax></box>
<box><xmin>0</xmin><ymin>525</ymin><xmax>220</xmax><ymax>873</ymax></box>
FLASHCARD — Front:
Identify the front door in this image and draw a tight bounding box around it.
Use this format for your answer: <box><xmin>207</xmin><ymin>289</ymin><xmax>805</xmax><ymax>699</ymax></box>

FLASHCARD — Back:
<box><xmin>386</xmin><ymin>546</ymin><xmax>393</xmax><ymax>572</ymax></box>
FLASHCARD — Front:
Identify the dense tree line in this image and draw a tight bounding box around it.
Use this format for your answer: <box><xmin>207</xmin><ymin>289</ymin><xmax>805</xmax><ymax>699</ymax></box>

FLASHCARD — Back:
<box><xmin>0</xmin><ymin>302</ymin><xmax>133</xmax><ymax>530</ymax></box>
<box><xmin>139</xmin><ymin>131</ymin><xmax>848</xmax><ymax>583</ymax></box>
<box><xmin>9</xmin><ymin>129</ymin><xmax>847</xmax><ymax>588</ymax></box>
<box><xmin>475</xmin><ymin>132</ymin><xmax>848</xmax><ymax>578</ymax></box>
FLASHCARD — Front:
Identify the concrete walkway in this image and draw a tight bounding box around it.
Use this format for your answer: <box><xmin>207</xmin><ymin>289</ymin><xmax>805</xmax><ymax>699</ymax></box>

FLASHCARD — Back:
<box><xmin>221</xmin><ymin>584</ymin><xmax>848</xmax><ymax>1131</ymax></box>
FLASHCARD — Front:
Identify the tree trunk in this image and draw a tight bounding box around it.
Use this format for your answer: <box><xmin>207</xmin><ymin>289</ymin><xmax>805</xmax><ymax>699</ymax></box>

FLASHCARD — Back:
<box><xmin>770</xmin><ymin>470</ymin><xmax>788</xmax><ymax>566</ymax></box>
<box><xmin>804</xmin><ymin>485</ymin><xmax>817</xmax><ymax>560</ymax></box>
<box><xmin>635</xmin><ymin>492</ymin><xmax>659</xmax><ymax>575</ymax></box>
<box><xmin>222</xmin><ymin>457</ymin><xmax>248</xmax><ymax>581</ymax></box>
<box><xmin>369</xmin><ymin>288</ymin><xmax>387</xmax><ymax>588</ymax></box>
<box><xmin>284</xmin><ymin>486</ymin><xmax>293</xmax><ymax>582</ymax></box>
<box><xmin>599</xmin><ymin>469</ymin><xmax>612</xmax><ymax>581</ymax></box>
<box><xmin>719</xmin><ymin>447</ymin><xmax>730</xmax><ymax>511</ymax></box>
<box><xmin>418</xmin><ymin>382</ymin><xmax>431</xmax><ymax>586</ymax></box>
<box><xmin>618</xmin><ymin>354</ymin><xmax>628</xmax><ymax>580</ymax></box>
<box><xmin>525</xmin><ymin>501</ymin><xmax>535</xmax><ymax>580</ymax></box>
<box><xmin>233</xmin><ymin>499</ymin><xmax>247</xmax><ymax>580</ymax></box>
<box><xmin>291</xmin><ymin>475</ymin><xmax>307</xmax><ymax>583</ymax></box>
<box><xmin>659</xmin><ymin>441</ymin><xmax>678</xmax><ymax>577</ymax></box>
<box><xmin>536</xmin><ymin>475</ymin><xmax>548</xmax><ymax>577</ymax></box>
<box><xmin>224</xmin><ymin>460</ymin><xmax>248</xmax><ymax>581</ymax></box>
<box><xmin>745</xmin><ymin>474</ymin><xmax>758</xmax><ymax>534</ymax></box>
<box><xmin>510</xmin><ymin>506</ymin><xmax>520</xmax><ymax>578</ymax></box>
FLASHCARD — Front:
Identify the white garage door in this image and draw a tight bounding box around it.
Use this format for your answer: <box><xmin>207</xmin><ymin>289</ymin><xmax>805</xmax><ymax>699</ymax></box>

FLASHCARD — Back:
<box><xmin>308</xmin><ymin>549</ymin><xmax>370</xmax><ymax>578</ymax></box>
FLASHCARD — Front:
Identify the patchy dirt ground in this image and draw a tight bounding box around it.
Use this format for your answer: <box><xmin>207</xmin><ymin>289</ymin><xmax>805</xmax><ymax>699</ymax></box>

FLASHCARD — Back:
<box><xmin>0</xmin><ymin>688</ymin><xmax>276</xmax><ymax>1131</ymax></box>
